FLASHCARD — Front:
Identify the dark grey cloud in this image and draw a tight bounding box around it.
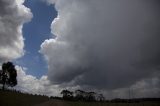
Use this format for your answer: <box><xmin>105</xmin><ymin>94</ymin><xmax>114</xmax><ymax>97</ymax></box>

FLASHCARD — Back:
<box><xmin>0</xmin><ymin>0</ymin><xmax>32</xmax><ymax>62</ymax></box>
<box><xmin>41</xmin><ymin>0</ymin><xmax>160</xmax><ymax>97</ymax></box>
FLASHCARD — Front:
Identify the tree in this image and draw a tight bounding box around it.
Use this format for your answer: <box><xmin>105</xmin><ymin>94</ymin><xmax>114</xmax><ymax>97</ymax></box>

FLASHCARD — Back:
<box><xmin>97</xmin><ymin>94</ymin><xmax>105</xmax><ymax>101</ymax></box>
<box><xmin>0</xmin><ymin>62</ymin><xmax>17</xmax><ymax>90</ymax></box>
<box><xmin>61</xmin><ymin>90</ymin><xmax>73</xmax><ymax>100</ymax></box>
<box><xmin>75</xmin><ymin>90</ymin><xmax>86</xmax><ymax>101</ymax></box>
<box><xmin>74</xmin><ymin>90</ymin><xmax>97</xmax><ymax>101</ymax></box>
<box><xmin>86</xmin><ymin>92</ymin><xmax>96</xmax><ymax>101</ymax></box>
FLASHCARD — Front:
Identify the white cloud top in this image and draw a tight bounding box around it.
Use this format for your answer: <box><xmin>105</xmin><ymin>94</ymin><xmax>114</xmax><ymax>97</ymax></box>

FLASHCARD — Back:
<box><xmin>0</xmin><ymin>0</ymin><xmax>32</xmax><ymax>61</ymax></box>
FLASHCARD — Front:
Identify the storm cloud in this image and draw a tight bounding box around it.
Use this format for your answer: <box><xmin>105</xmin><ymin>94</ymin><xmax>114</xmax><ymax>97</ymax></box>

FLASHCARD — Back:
<box><xmin>0</xmin><ymin>0</ymin><xmax>32</xmax><ymax>62</ymax></box>
<box><xmin>41</xmin><ymin>0</ymin><xmax>160</xmax><ymax>93</ymax></box>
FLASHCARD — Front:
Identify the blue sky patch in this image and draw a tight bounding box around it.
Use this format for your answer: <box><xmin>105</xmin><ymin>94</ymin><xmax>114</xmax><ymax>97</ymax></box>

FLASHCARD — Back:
<box><xmin>15</xmin><ymin>0</ymin><xmax>57</xmax><ymax>78</ymax></box>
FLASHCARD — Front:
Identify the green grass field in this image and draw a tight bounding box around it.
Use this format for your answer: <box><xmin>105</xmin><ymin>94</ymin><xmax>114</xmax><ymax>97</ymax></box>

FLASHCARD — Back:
<box><xmin>0</xmin><ymin>90</ymin><xmax>160</xmax><ymax>106</ymax></box>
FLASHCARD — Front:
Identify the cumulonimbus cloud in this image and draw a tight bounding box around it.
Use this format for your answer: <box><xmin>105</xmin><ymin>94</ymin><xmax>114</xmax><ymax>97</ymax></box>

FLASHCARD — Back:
<box><xmin>0</xmin><ymin>0</ymin><xmax>32</xmax><ymax>62</ymax></box>
<box><xmin>40</xmin><ymin>0</ymin><xmax>160</xmax><ymax>95</ymax></box>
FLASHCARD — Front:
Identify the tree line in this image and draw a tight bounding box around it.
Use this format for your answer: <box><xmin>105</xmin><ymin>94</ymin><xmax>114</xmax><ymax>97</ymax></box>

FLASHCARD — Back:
<box><xmin>60</xmin><ymin>89</ymin><xmax>105</xmax><ymax>102</ymax></box>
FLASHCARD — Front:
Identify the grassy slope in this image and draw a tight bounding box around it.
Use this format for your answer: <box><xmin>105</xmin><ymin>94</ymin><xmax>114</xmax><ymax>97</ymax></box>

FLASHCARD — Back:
<box><xmin>0</xmin><ymin>90</ymin><xmax>159</xmax><ymax>106</ymax></box>
<box><xmin>35</xmin><ymin>100</ymin><xmax>160</xmax><ymax>106</ymax></box>
<box><xmin>0</xmin><ymin>90</ymin><xmax>49</xmax><ymax>106</ymax></box>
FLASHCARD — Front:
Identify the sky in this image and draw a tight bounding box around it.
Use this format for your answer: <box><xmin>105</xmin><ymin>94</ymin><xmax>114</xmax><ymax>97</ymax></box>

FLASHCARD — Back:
<box><xmin>16</xmin><ymin>0</ymin><xmax>57</xmax><ymax>77</ymax></box>
<box><xmin>0</xmin><ymin>0</ymin><xmax>160</xmax><ymax>99</ymax></box>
